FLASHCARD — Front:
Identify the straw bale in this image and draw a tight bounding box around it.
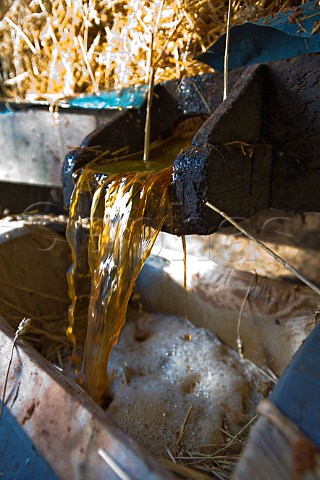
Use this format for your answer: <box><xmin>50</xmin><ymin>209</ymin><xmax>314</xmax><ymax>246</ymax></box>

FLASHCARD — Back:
<box><xmin>0</xmin><ymin>0</ymin><xmax>303</xmax><ymax>102</ymax></box>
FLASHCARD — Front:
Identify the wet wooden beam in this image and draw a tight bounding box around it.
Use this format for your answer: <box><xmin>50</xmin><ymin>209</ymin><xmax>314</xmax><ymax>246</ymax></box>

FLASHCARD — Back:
<box><xmin>62</xmin><ymin>54</ymin><xmax>320</xmax><ymax>236</ymax></box>
<box><xmin>169</xmin><ymin>142</ymin><xmax>272</xmax><ymax>236</ymax></box>
<box><xmin>264</xmin><ymin>53</ymin><xmax>320</xmax><ymax>213</ymax></box>
<box><xmin>170</xmin><ymin>54</ymin><xmax>320</xmax><ymax>235</ymax></box>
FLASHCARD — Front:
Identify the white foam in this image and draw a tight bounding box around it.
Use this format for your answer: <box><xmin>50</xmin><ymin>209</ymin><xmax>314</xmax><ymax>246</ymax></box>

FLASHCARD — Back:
<box><xmin>107</xmin><ymin>313</ymin><xmax>263</xmax><ymax>456</ymax></box>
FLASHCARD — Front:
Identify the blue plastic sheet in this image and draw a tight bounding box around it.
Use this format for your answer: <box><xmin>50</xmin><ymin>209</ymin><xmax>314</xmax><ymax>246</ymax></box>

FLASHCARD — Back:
<box><xmin>198</xmin><ymin>1</ymin><xmax>320</xmax><ymax>70</ymax></box>
<box><xmin>0</xmin><ymin>84</ymin><xmax>149</xmax><ymax>113</ymax></box>
<box><xmin>0</xmin><ymin>406</ymin><xmax>58</xmax><ymax>480</ymax></box>
<box><xmin>270</xmin><ymin>323</ymin><xmax>320</xmax><ymax>449</ymax></box>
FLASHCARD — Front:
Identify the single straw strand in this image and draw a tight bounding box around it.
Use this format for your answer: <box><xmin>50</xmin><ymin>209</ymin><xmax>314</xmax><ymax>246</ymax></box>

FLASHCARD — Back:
<box><xmin>0</xmin><ymin>317</ymin><xmax>32</xmax><ymax>421</ymax></box>
<box><xmin>236</xmin><ymin>279</ymin><xmax>254</xmax><ymax>359</ymax></box>
<box><xmin>143</xmin><ymin>32</ymin><xmax>155</xmax><ymax>164</ymax></box>
<box><xmin>205</xmin><ymin>201</ymin><xmax>320</xmax><ymax>296</ymax></box>
<box><xmin>5</xmin><ymin>17</ymin><xmax>37</xmax><ymax>55</ymax></box>
<box><xmin>98</xmin><ymin>448</ymin><xmax>131</xmax><ymax>480</ymax></box>
<box><xmin>143</xmin><ymin>0</ymin><xmax>165</xmax><ymax>164</ymax></box>
<box><xmin>181</xmin><ymin>234</ymin><xmax>189</xmax><ymax>321</ymax></box>
<box><xmin>223</xmin><ymin>0</ymin><xmax>232</xmax><ymax>100</ymax></box>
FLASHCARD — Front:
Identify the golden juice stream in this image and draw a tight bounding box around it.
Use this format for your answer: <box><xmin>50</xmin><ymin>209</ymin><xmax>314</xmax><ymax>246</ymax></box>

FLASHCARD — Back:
<box><xmin>66</xmin><ymin>136</ymin><xmax>191</xmax><ymax>403</ymax></box>
<box><xmin>181</xmin><ymin>235</ymin><xmax>189</xmax><ymax>321</ymax></box>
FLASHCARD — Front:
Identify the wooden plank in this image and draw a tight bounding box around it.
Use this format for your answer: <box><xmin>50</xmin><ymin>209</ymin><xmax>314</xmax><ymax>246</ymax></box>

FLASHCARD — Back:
<box><xmin>0</xmin><ymin>316</ymin><xmax>174</xmax><ymax>480</ymax></box>
<box><xmin>263</xmin><ymin>53</ymin><xmax>320</xmax><ymax>213</ymax></box>
<box><xmin>0</xmin><ymin>109</ymin><xmax>115</xmax><ymax>187</ymax></box>
<box><xmin>169</xmin><ymin>142</ymin><xmax>272</xmax><ymax>235</ymax></box>
<box><xmin>0</xmin><ymin>405</ymin><xmax>58</xmax><ymax>479</ymax></box>
<box><xmin>171</xmin><ymin>54</ymin><xmax>320</xmax><ymax>235</ymax></box>
<box><xmin>234</xmin><ymin>400</ymin><xmax>320</xmax><ymax>480</ymax></box>
<box><xmin>192</xmin><ymin>64</ymin><xmax>264</xmax><ymax>146</ymax></box>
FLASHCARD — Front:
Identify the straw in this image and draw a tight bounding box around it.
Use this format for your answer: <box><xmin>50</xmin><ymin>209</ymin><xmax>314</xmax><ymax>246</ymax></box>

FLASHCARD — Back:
<box><xmin>0</xmin><ymin>317</ymin><xmax>32</xmax><ymax>421</ymax></box>
<box><xmin>206</xmin><ymin>201</ymin><xmax>320</xmax><ymax>297</ymax></box>
<box><xmin>0</xmin><ymin>1</ymin><xmax>302</xmax><ymax>102</ymax></box>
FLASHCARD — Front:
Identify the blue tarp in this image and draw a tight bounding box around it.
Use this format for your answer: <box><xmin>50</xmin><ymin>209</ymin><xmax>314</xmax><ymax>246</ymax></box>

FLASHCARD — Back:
<box><xmin>0</xmin><ymin>406</ymin><xmax>58</xmax><ymax>480</ymax></box>
<box><xmin>198</xmin><ymin>1</ymin><xmax>320</xmax><ymax>70</ymax></box>
<box><xmin>0</xmin><ymin>84</ymin><xmax>149</xmax><ymax>113</ymax></box>
<box><xmin>68</xmin><ymin>84</ymin><xmax>149</xmax><ymax>110</ymax></box>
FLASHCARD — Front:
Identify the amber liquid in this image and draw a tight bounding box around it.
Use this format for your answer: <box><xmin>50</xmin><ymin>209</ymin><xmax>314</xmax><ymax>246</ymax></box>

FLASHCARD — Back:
<box><xmin>66</xmin><ymin>136</ymin><xmax>191</xmax><ymax>403</ymax></box>
<box><xmin>181</xmin><ymin>235</ymin><xmax>189</xmax><ymax>321</ymax></box>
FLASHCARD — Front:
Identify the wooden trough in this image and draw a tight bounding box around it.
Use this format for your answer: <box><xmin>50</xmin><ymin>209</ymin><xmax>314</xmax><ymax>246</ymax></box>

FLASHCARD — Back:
<box><xmin>2</xmin><ymin>51</ymin><xmax>320</xmax><ymax>479</ymax></box>
<box><xmin>60</xmin><ymin>51</ymin><xmax>320</xmax><ymax>479</ymax></box>
<box><xmin>0</xmin><ymin>315</ymin><xmax>173</xmax><ymax>480</ymax></box>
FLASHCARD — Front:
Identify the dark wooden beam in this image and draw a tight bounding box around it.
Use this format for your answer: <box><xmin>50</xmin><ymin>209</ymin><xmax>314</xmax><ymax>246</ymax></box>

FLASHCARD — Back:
<box><xmin>264</xmin><ymin>54</ymin><xmax>320</xmax><ymax>212</ymax></box>
<box><xmin>170</xmin><ymin>54</ymin><xmax>320</xmax><ymax>235</ymax></box>
<box><xmin>169</xmin><ymin>142</ymin><xmax>272</xmax><ymax>235</ymax></box>
<box><xmin>61</xmin><ymin>69</ymin><xmax>244</xmax><ymax>208</ymax></box>
<box><xmin>62</xmin><ymin>53</ymin><xmax>320</xmax><ymax>236</ymax></box>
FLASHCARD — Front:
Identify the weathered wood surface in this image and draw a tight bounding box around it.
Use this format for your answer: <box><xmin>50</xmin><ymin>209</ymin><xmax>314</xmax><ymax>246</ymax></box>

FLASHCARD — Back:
<box><xmin>168</xmin><ymin>64</ymin><xmax>271</xmax><ymax>235</ymax></box>
<box><xmin>172</xmin><ymin>54</ymin><xmax>320</xmax><ymax>234</ymax></box>
<box><xmin>264</xmin><ymin>54</ymin><xmax>320</xmax><ymax>213</ymax></box>
<box><xmin>0</xmin><ymin>108</ymin><xmax>115</xmax><ymax>187</ymax></box>
<box><xmin>0</xmin><ymin>316</ymin><xmax>174</xmax><ymax>480</ymax></box>
<box><xmin>234</xmin><ymin>400</ymin><xmax>320</xmax><ymax>480</ymax></box>
<box><xmin>192</xmin><ymin>64</ymin><xmax>264</xmax><ymax>146</ymax></box>
<box><xmin>169</xmin><ymin>141</ymin><xmax>272</xmax><ymax>235</ymax></box>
